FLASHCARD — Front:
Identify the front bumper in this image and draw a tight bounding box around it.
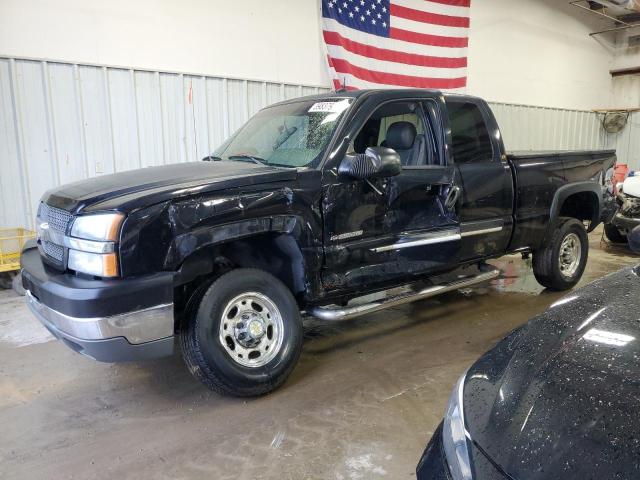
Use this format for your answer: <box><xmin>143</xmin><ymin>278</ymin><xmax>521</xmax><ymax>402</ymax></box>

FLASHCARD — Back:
<box><xmin>612</xmin><ymin>212</ymin><xmax>640</xmax><ymax>232</ymax></box>
<box><xmin>416</xmin><ymin>423</ymin><xmax>509</xmax><ymax>480</ymax></box>
<box><xmin>21</xmin><ymin>243</ymin><xmax>175</xmax><ymax>362</ymax></box>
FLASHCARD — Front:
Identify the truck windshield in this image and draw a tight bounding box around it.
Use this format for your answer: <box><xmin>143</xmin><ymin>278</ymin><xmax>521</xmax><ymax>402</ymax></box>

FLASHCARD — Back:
<box><xmin>212</xmin><ymin>98</ymin><xmax>353</xmax><ymax>168</ymax></box>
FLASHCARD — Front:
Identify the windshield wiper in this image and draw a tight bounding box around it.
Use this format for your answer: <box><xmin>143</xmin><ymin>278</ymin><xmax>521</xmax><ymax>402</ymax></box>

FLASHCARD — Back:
<box><xmin>273</xmin><ymin>124</ymin><xmax>298</xmax><ymax>150</ymax></box>
<box><xmin>228</xmin><ymin>155</ymin><xmax>268</xmax><ymax>165</ymax></box>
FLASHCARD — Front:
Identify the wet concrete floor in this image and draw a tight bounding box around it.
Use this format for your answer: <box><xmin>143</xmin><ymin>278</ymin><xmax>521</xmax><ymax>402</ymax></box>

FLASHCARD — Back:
<box><xmin>0</xmin><ymin>228</ymin><xmax>637</xmax><ymax>480</ymax></box>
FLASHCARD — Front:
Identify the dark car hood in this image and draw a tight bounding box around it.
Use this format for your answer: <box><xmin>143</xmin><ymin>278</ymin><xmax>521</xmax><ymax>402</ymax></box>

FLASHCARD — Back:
<box><xmin>465</xmin><ymin>266</ymin><xmax>640</xmax><ymax>480</ymax></box>
<box><xmin>43</xmin><ymin>161</ymin><xmax>297</xmax><ymax>213</ymax></box>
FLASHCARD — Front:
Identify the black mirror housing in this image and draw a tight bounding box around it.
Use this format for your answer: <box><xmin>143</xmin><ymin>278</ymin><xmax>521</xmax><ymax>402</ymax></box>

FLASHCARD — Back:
<box><xmin>338</xmin><ymin>147</ymin><xmax>401</xmax><ymax>180</ymax></box>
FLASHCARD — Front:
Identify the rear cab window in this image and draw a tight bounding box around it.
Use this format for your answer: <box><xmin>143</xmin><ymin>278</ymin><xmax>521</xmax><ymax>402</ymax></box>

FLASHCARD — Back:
<box><xmin>446</xmin><ymin>100</ymin><xmax>494</xmax><ymax>164</ymax></box>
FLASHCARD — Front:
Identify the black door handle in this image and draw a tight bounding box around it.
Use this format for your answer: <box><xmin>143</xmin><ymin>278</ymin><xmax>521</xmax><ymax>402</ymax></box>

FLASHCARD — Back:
<box><xmin>445</xmin><ymin>186</ymin><xmax>461</xmax><ymax>211</ymax></box>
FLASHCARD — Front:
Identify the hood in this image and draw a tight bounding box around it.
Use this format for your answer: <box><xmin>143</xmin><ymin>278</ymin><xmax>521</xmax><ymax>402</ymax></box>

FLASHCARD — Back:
<box><xmin>43</xmin><ymin>161</ymin><xmax>297</xmax><ymax>214</ymax></box>
<box><xmin>621</xmin><ymin>175</ymin><xmax>640</xmax><ymax>198</ymax></box>
<box><xmin>464</xmin><ymin>266</ymin><xmax>640</xmax><ymax>480</ymax></box>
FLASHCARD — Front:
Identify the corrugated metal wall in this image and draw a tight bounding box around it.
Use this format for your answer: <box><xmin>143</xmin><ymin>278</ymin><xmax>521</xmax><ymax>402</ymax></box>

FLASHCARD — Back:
<box><xmin>489</xmin><ymin>103</ymin><xmax>640</xmax><ymax>171</ymax></box>
<box><xmin>603</xmin><ymin>111</ymin><xmax>640</xmax><ymax>172</ymax></box>
<box><xmin>0</xmin><ymin>57</ymin><xmax>330</xmax><ymax>230</ymax></box>
<box><xmin>1</xmin><ymin>56</ymin><xmax>634</xmax><ymax>231</ymax></box>
<box><xmin>488</xmin><ymin>102</ymin><xmax>607</xmax><ymax>152</ymax></box>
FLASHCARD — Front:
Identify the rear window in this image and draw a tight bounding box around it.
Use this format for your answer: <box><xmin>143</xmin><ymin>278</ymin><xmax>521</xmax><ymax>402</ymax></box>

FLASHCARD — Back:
<box><xmin>447</xmin><ymin>101</ymin><xmax>493</xmax><ymax>164</ymax></box>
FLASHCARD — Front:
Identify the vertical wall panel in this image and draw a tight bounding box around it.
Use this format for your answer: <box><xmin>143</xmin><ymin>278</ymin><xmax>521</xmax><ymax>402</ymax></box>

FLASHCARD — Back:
<box><xmin>627</xmin><ymin>113</ymin><xmax>640</xmax><ymax>170</ymax></box>
<box><xmin>283</xmin><ymin>84</ymin><xmax>299</xmax><ymax>100</ymax></box>
<box><xmin>226</xmin><ymin>79</ymin><xmax>248</xmax><ymax>135</ymax></box>
<box><xmin>205</xmin><ymin>78</ymin><xmax>226</xmax><ymax>153</ymax></box>
<box><xmin>0</xmin><ymin>59</ymin><xmax>28</xmax><ymax>228</ymax></box>
<box><xmin>184</xmin><ymin>75</ymin><xmax>209</xmax><ymax>163</ymax></box>
<box><xmin>78</xmin><ymin>65</ymin><xmax>115</xmax><ymax>175</ymax></box>
<box><xmin>302</xmin><ymin>86</ymin><xmax>319</xmax><ymax>96</ymax></box>
<box><xmin>107</xmin><ymin>69</ymin><xmax>141</xmax><ymax>172</ymax></box>
<box><xmin>266</xmin><ymin>83</ymin><xmax>284</xmax><ymax>105</ymax></box>
<box><xmin>47</xmin><ymin>63</ymin><xmax>85</xmax><ymax>184</ymax></box>
<box><xmin>159</xmin><ymin>73</ymin><xmax>187</xmax><ymax>164</ymax></box>
<box><xmin>134</xmin><ymin>71</ymin><xmax>164</xmax><ymax>167</ymax></box>
<box><xmin>247</xmin><ymin>81</ymin><xmax>266</xmax><ymax>118</ymax></box>
<box><xmin>13</xmin><ymin>60</ymin><xmax>56</xmax><ymax>224</ymax></box>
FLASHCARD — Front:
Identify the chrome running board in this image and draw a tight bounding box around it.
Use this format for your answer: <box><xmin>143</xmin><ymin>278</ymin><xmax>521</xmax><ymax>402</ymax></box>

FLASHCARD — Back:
<box><xmin>308</xmin><ymin>268</ymin><xmax>500</xmax><ymax>321</ymax></box>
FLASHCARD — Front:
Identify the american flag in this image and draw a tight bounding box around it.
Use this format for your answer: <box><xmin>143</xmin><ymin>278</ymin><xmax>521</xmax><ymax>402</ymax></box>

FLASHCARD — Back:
<box><xmin>321</xmin><ymin>0</ymin><xmax>470</xmax><ymax>91</ymax></box>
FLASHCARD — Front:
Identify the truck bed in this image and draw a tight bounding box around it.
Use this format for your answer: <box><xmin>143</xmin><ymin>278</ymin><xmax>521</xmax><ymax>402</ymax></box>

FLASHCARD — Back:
<box><xmin>507</xmin><ymin>149</ymin><xmax>616</xmax><ymax>251</ymax></box>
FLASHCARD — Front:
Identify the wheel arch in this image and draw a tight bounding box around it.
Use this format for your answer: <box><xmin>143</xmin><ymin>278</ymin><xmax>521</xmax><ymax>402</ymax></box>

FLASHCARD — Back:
<box><xmin>170</xmin><ymin>216</ymin><xmax>316</xmax><ymax>329</ymax></box>
<box><xmin>549</xmin><ymin>182</ymin><xmax>601</xmax><ymax>233</ymax></box>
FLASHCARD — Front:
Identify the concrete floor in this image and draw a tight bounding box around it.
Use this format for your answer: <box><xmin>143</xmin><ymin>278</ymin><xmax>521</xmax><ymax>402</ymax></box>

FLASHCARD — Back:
<box><xmin>0</xmin><ymin>228</ymin><xmax>637</xmax><ymax>480</ymax></box>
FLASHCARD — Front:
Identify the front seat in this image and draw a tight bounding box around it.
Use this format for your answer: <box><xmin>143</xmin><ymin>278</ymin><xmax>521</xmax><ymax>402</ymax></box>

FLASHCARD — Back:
<box><xmin>383</xmin><ymin>121</ymin><xmax>424</xmax><ymax>166</ymax></box>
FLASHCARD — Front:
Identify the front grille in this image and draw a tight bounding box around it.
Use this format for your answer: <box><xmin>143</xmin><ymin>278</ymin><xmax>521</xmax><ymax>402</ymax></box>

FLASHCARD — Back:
<box><xmin>38</xmin><ymin>203</ymin><xmax>73</xmax><ymax>233</ymax></box>
<box><xmin>42</xmin><ymin>240</ymin><xmax>64</xmax><ymax>261</ymax></box>
<box><xmin>37</xmin><ymin>203</ymin><xmax>74</xmax><ymax>263</ymax></box>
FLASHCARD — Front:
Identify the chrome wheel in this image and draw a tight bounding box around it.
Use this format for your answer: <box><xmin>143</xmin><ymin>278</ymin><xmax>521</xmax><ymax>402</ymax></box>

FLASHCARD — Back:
<box><xmin>558</xmin><ymin>232</ymin><xmax>581</xmax><ymax>278</ymax></box>
<box><xmin>219</xmin><ymin>292</ymin><xmax>284</xmax><ymax>368</ymax></box>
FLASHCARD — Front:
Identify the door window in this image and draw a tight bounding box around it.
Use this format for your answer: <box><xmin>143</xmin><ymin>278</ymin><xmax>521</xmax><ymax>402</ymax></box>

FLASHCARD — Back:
<box><xmin>350</xmin><ymin>101</ymin><xmax>437</xmax><ymax>166</ymax></box>
<box><xmin>446</xmin><ymin>101</ymin><xmax>494</xmax><ymax>164</ymax></box>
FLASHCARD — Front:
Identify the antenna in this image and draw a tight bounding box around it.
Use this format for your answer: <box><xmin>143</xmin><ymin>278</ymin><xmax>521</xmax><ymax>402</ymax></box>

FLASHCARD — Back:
<box><xmin>335</xmin><ymin>76</ymin><xmax>348</xmax><ymax>93</ymax></box>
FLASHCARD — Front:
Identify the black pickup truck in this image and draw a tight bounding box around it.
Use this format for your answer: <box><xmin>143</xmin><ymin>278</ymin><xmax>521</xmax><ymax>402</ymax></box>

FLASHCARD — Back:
<box><xmin>21</xmin><ymin>89</ymin><xmax>616</xmax><ymax>396</ymax></box>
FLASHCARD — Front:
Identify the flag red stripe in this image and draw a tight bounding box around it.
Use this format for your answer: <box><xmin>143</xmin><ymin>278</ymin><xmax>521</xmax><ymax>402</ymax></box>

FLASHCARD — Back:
<box><xmin>323</xmin><ymin>30</ymin><xmax>467</xmax><ymax>68</ymax></box>
<box><xmin>425</xmin><ymin>0</ymin><xmax>471</xmax><ymax>7</ymax></box>
<box><xmin>328</xmin><ymin>55</ymin><xmax>467</xmax><ymax>89</ymax></box>
<box><xmin>390</xmin><ymin>27</ymin><xmax>468</xmax><ymax>48</ymax></box>
<box><xmin>390</xmin><ymin>4</ymin><xmax>469</xmax><ymax>28</ymax></box>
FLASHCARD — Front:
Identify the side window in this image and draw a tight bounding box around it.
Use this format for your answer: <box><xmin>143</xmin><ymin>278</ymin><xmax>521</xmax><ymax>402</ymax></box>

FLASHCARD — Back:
<box><xmin>350</xmin><ymin>101</ymin><xmax>437</xmax><ymax>166</ymax></box>
<box><xmin>447</xmin><ymin>101</ymin><xmax>493</xmax><ymax>164</ymax></box>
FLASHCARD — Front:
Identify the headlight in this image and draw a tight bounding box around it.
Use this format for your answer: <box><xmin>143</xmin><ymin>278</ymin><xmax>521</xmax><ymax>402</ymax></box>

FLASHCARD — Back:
<box><xmin>68</xmin><ymin>250</ymin><xmax>119</xmax><ymax>277</ymax></box>
<box><xmin>68</xmin><ymin>213</ymin><xmax>124</xmax><ymax>277</ymax></box>
<box><xmin>71</xmin><ymin>213</ymin><xmax>123</xmax><ymax>241</ymax></box>
<box><xmin>442</xmin><ymin>373</ymin><xmax>473</xmax><ymax>480</ymax></box>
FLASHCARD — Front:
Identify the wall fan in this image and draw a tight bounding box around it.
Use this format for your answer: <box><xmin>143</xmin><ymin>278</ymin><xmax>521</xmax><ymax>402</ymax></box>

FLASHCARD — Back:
<box><xmin>602</xmin><ymin>111</ymin><xmax>629</xmax><ymax>134</ymax></box>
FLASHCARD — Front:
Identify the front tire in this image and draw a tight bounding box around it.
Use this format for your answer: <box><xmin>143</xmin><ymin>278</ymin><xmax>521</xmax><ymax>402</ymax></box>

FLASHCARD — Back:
<box><xmin>0</xmin><ymin>272</ymin><xmax>13</xmax><ymax>290</ymax></box>
<box><xmin>532</xmin><ymin>218</ymin><xmax>588</xmax><ymax>291</ymax></box>
<box><xmin>604</xmin><ymin>223</ymin><xmax>627</xmax><ymax>243</ymax></box>
<box><xmin>12</xmin><ymin>272</ymin><xmax>25</xmax><ymax>296</ymax></box>
<box><xmin>181</xmin><ymin>268</ymin><xmax>303</xmax><ymax>397</ymax></box>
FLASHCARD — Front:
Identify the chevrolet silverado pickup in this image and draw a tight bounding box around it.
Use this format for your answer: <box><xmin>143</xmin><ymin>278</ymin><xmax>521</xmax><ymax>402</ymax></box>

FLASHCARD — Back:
<box><xmin>21</xmin><ymin>89</ymin><xmax>617</xmax><ymax>396</ymax></box>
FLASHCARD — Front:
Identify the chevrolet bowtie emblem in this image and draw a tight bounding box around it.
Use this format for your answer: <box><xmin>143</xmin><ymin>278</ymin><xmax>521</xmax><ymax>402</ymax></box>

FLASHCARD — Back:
<box><xmin>37</xmin><ymin>221</ymin><xmax>49</xmax><ymax>242</ymax></box>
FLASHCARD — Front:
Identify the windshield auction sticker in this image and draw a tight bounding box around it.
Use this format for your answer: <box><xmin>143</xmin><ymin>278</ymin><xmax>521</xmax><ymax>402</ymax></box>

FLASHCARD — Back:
<box><xmin>308</xmin><ymin>99</ymin><xmax>350</xmax><ymax>114</ymax></box>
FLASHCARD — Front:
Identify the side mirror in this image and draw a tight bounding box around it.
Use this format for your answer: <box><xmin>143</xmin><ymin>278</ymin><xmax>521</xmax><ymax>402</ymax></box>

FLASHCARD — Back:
<box><xmin>338</xmin><ymin>147</ymin><xmax>401</xmax><ymax>180</ymax></box>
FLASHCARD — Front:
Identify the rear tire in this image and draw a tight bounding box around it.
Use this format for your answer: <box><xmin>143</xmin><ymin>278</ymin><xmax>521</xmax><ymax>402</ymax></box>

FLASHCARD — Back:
<box><xmin>180</xmin><ymin>268</ymin><xmax>303</xmax><ymax>397</ymax></box>
<box><xmin>604</xmin><ymin>223</ymin><xmax>626</xmax><ymax>243</ymax></box>
<box><xmin>533</xmin><ymin>218</ymin><xmax>588</xmax><ymax>291</ymax></box>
